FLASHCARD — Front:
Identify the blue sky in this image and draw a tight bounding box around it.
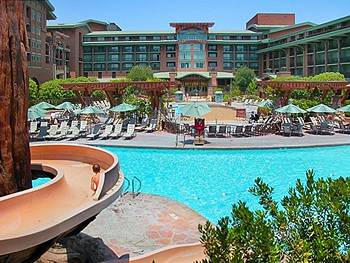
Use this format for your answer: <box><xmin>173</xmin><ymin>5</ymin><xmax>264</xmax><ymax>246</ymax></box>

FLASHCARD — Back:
<box><xmin>49</xmin><ymin>0</ymin><xmax>350</xmax><ymax>30</ymax></box>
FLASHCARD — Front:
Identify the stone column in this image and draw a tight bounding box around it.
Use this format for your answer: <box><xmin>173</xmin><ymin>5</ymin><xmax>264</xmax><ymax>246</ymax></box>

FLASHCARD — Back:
<box><xmin>208</xmin><ymin>72</ymin><xmax>217</xmax><ymax>99</ymax></box>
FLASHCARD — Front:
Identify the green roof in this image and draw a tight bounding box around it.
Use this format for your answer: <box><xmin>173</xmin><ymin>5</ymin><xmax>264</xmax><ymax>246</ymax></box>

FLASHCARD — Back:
<box><xmin>85</xmin><ymin>30</ymin><xmax>175</xmax><ymax>36</ymax></box>
<box><xmin>268</xmin><ymin>22</ymin><xmax>316</xmax><ymax>33</ymax></box>
<box><xmin>82</xmin><ymin>40</ymin><xmax>177</xmax><ymax>46</ymax></box>
<box><xmin>258</xmin><ymin>26</ymin><xmax>350</xmax><ymax>53</ymax></box>
<box><xmin>247</xmin><ymin>24</ymin><xmax>289</xmax><ymax>30</ymax></box>
<box><xmin>207</xmin><ymin>40</ymin><xmax>259</xmax><ymax>44</ymax></box>
<box><xmin>153</xmin><ymin>71</ymin><xmax>234</xmax><ymax>79</ymax></box>
<box><xmin>209</xmin><ymin>30</ymin><xmax>258</xmax><ymax>35</ymax></box>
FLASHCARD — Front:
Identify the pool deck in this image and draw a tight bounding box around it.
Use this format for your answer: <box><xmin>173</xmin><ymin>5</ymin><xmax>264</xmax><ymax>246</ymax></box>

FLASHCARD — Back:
<box><xmin>38</xmin><ymin>193</ymin><xmax>207</xmax><ymax>262</ymax></box>
<box><xmin>33</xmin><ymin>131</ymin><xmax>350</xmax><ymax>149</ymax></box>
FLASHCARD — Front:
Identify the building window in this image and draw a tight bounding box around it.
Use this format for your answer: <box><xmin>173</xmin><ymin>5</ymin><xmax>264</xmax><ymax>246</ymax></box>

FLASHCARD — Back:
<box><xmin>139</xmin><ymin>36</ymin><xmax>146</xmax><ymax>41</ymax></box>
<box><xmin>108</xmin><ymin>63</ymin><xmax>119</xmax><ymax>70</ymax></box>
<box><xmin>93</xmin><ymin>54</ymin><xmax>106</xmax><ymax>62</ymax></box>
<box><xmin>208</xmin><ymin>34</ymin><xmax>216</xmax><ymax>40</ymax></box>
<box><xmin>150</xmin><ymin>54</ymin><xmax>160</xmax><ymax>61</ymax></box>
<box><xmin>123</xmin><ymin>54</ymin><xmax>133</xmax><ymax>61</ymax></box>
<box><xmin>136</xmin><ymin>46</ymin><xmax>147</xmax><ymax>52</ymax></box>
<box><xmin>166</xmin><ymin>45</ymin><xmax>176</xmax><ymax>52</ymax></box>
<box><xmin>208</xmin><ymin>45</ymin><xmax>217</xmax><ymax>51</ymax></box>
<box><xmin>83</xmin><ymin>54</ymin><xmax>92</xmax><ymax>62</ymax></box>
<box><xmin>208</xmin><ymin>62</ymin><xmax>217</xmax><ymax>68</ymax></box>
<box><xmin>83</xmin><ymin>63</ymin><xmax>92</xmax><ymax>71</ymax></box>
<box><xmin>166</xmin><ymin>53</ymin><xmax>176</xmax><ymax>58</ymax></box>
<box><xmin>122</xmin><ymin>63</ymin><xmax>133</xmax><ymax>70</ymax></box>
<box><xmin>153</xmin><ymin>36</ymin><xmax>161</xmax><ymax>40</ymax></box>
<box><xmin>235</xmin><ymin>45</ymin><xmax>245</xmax><ymax>52</ymax></box>
<box><xmin>235</xmin><ymin>53</ymin><xmax>245</xmax><ymax>61</ymax></box>
<box><xmin>222</xmin><ymin>35</ymin><xmax>231</xmax><ymax>40</ymax></box>
<box><xmin>108</xmin><ymin>54</ymin><xmax>119</xmax><ymax>61</ymax></box>
<box><xmin>250</xmin><ymin>45</ymin><xmax>258</xmax><ymax>51</ymax></box>
<box><xmin>223</xmin><ymin>45</ymin><xmax>232</xmax><ymax>52</ymax></box>
<box><xmin>178</xmin><ymin>29</ymin><xmax>207</xmax><ymax>41</ymax></box>
<box><xmin>167</xmin><ymin>35</ymin><xmax>175</xmax><ymax>40</ymax></box>
<box><xmin>108</xmin><ymin>46</ymin><xmax>119</xmax><ymax>52</ymax></box>
<box><xmin>94</xmin><ymin>63</ymin><xmax>106</xmax><ymax>71</ymax></box>
<box><xmin>150</xmin><ymin>62</ymin><xmax>160</xmax><ymax>70</ymax></box>
<box><xmin>181</xmin><ymin>62</ymin><xmax>190</xmax><ymax>68</ymax></box>
<box><xmin>137</xmin><ymin>54</ymin><xmax>147</xmax><ymax>61</ymax></box>
<box><xmin>223</xmin><ymin>53</ymin><xmax>232</xmax><ymax>61</ymax></box>
<box><xmin>208</xmin><ymin>52</ymin><xmax>217</xmax><ymax>58</ymax></box>
<box><xmin>151</xmin><ymin>46</ymin><xmax>160</xmax><ymax>52</ymax></box>
<box><xmin>98</xmin><ymin>72</ymin><xmax>102</xmax><ymax>78</ymax></box>
<box><xmin>112</xmin><ymin>72</ymin><xmax>117</xmax><ymax>78</ymax></box>
<box><xmin>97</xmin><ymin>37</ymin><xmax>104</xmax><ymax>41</ymax></box>
<box><xmin>123</xmin><ymin>46</ymin><xmax>133</xmax><ymax>52</ymax></box>
<box><xmin>83</xmin><ymin>46</ymin><xmax>92</xmax><ymax>53</ymax></box>
<box><xmin>223</xmin><ymin>62</ymin><xmax>233</xmax><ymax>70</ymax></box>
<box><xmin>167</xmin><ymin>62</ymin><xmax>176</xmax><ymax>68</ymax></box>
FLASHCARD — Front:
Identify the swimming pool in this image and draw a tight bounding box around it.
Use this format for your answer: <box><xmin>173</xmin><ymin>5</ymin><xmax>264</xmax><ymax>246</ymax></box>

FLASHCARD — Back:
<box><xmin>102</xmin><ymin>145</ymin><xmax>350</xmax><ymax>223</ymax></box>
<box><xmin>32</xmin><ymin>177</ymin><xmax>51</xmax><ymax>187</ymax></box>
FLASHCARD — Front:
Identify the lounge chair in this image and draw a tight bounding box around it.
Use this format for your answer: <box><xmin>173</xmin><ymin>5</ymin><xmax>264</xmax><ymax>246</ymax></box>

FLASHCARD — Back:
<box><xmin>53</xmin><ymin>126</ymin><xmax>69</xmax><ymax>140</ymax></box>
<box><xmin>232</xmin><ymin>125</ymin><xmax>244</xmax><ymax>137</ymax></box>
<box><xmin>66</xmin><ymin>127</ymin><xmax>80</xmax><ymax>140</ymax></box>
<box><xmin>99</xmin><ymin>125</ymin><xmax>113</xmax><ymax>139</ymax></box>
<box><xmin>79</xmin><ymin>120</ymin><xmax>88</xmax><ymax>134</ymax></box>
<box><xmin>292</xmin><ymin>124</ymin><xmax>304</xmax><ymax>136</ymax></box>
<box><xmin>109</xmin><ymin>124</ymin><xmax>123</xmax><ymax>139</ymax></box>
<box><xmin>87</xmin><ymin>124</ymin><xmax>102</xmax><ymax>140</ymax></box>
<box><xmin>217</xmin><ymin>125</ymin><xmax>228</xmax><ymax>137</ymax></box>
<box><xmin>145</xmin><ymin>119</ymin><xmax>157</xmax><ymax>133</ymax></box>
<box><xmin>338</xmin><ymin>123</ymin><xmax>350</xmax><ymax>134</ymax></box>
<box><xmin>123</xmin><ymin>124</ymin><xmax>136</xmax><ymax>140</ymax></box>
<box><xmin>58</xmin><ymin>121</ymin><xmax>68</xmax><ymax>132</ymax></box>
<box><xmin>36</xmin><ymin>126</ymin><xmax>49</xmax><ymax>141</ymax></box>
<box><xmin>69</xmin><ymin>120</ymin><xmax>79</xmax><ymax>132</ymax></box>
<box><xmin>243</xmin><ymin>125</ymin><xmax>254</xmax><ymax>136</ymax></box>
<box><xmin>135</xmin><ymin>118</ymin><xmax>149</xmax><ymax>132</ymax></box>
<box><xmin>29</xmin><ymin>121</ymin><xmax>38</xmax><ymax>135</ymax></box>
<box><xmin>44</xmin><ymin>125</ymin><xmax>59</xmax><ymax>140</ymax></box>
<box><xmin>281</xmin><ymin>123</ymin><xmax>292</xmax><ymax>136</ymax></box>
<box><xmin>207</xmin><ymin>125</ymin><xmax>217</xmax><ymax>137</ymax></box>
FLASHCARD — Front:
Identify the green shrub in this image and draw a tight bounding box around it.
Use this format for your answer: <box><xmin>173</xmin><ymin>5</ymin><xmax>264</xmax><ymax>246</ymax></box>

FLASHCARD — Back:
<box><xmin>197</xmin><ymin>170</ymin><xmax>350</xmax><ymax>262</ymax></box>
<box><xmin>234</xmin><ymin>67</ymin><xmax>256</xmax><ymax>93</ymax></box>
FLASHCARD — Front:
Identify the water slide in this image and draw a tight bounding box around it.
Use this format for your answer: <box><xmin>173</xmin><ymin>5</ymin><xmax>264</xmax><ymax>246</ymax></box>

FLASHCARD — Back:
<box><xmin>0</xmin><ymin>144</ymin><xmax>124</xmax><ymax>262</ymax></box>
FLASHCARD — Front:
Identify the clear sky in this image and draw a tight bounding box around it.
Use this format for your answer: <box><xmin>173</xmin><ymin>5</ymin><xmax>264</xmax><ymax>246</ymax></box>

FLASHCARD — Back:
<box><xmin>48</xmin><ymin>0</ymin><xmax>350</xmax><ymax>30</ymax></box>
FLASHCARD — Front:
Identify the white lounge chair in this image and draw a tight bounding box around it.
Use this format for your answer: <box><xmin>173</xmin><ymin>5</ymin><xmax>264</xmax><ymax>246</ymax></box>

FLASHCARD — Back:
<box><xmin>29</xmin><ymin>121</ymin><xmax>38</xmax><ymax>134</ymax></box>
<box><xmin>44</xmin><ymin>125</ymin><xmax>59</xmax><ymax>140</ymax></box>
<box><xmin>66</xmin><ymin>127</ymin><xmax>80</xmax><ymax>140</ymax></box>
<box><xmin>109</xmin><ymin>124</ymin><xmax>123</xmax><ymax>139</ymax></box>
<box><xmin>145</xmin><ymin>119</ymin><xmax>157</xmax><ymax>133</ymax></box>
<box><xmin>99</xmin><ymin>125</ymin><xmax>113</xmax><ymax>139</ymax></box>
<box><xmin>123</xmin><ymin>124</ymin><xmax>136</xmax><ymax>140</ymax></box>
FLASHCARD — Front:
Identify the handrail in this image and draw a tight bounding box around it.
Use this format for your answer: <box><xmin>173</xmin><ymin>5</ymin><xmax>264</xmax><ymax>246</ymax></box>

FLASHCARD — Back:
<box><xmin>123</xmin><ymin>177</ymin><xmax>130</xmax><ymax>196</ymax></box>
<box><xmin>131</xmin><ymin>176</ymin><xmax>142</xmax><ymax>198</ymax></box>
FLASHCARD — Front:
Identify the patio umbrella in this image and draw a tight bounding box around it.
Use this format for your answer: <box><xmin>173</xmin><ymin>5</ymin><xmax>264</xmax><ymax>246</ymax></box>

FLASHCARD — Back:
<box><xmin>275</xmin><ymin>104</ymin><xmax>306</xmax><ymax>114</ymax></box>
<box><xmin>79</xmin><ymin>106</ymin><xmax>105</xmax><ymax>115</ymax></box>
<box><xmin>109</xmin><ymin>103</ymin><xmax>137</xmax><ymax>113</ymax></box>
<box><xmin>337</xmin><ymin>104</ymin><xmax>350</xmax><ymax>113</ymax></box>
<box><xmin>28</xmin><ymin>107</ymin><xmax>46</xmax><ymax>120</ymax></box>
<box><xmin>34</xmin><ymin>101</ymin><xmax>56</xmax><ymax>110</ymax></box>
<box><xmin>56</xmin><ymin>101</ymin><xmax>75</xmax><ymax>110</ymax></box>
<box><xmin>179</xmin><ymin>102</ymin><xmax>212</xmax><ymax>118</ymax></box>
<box><xmin>257</xmin><ymin>99</ymin><xmax>273</xmax><ymax>108</ymax></box>
<box><xmin>307</xmin><ymin>103</ymin><xmax>336</xmax><ymax>114</ymax></box>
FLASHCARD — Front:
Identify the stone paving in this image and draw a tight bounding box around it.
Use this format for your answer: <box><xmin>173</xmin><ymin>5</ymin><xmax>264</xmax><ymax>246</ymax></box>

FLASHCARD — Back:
<box><xmin>82</xmin><ymin>193</ymin><xmax>207</xmax><ymax>258</ymax></box>
<box><xmin>34</xmin><ymin>130</ymin><xmax>350</xmax><ymax>149</ymax></box>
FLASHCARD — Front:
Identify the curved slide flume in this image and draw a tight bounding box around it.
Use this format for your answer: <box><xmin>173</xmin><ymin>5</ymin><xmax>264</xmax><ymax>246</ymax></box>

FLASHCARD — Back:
<box><xmin>0</xmin><ymin>144</ymin><xmax>124</xmax><ymax>263</ymax></box>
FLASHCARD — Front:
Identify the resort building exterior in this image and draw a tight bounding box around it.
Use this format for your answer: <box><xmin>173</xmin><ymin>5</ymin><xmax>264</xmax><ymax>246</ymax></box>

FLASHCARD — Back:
<box><xmin>26</xmin><ymin>0</ymin><xmax>350</xmax><ymax>92</ymax></box>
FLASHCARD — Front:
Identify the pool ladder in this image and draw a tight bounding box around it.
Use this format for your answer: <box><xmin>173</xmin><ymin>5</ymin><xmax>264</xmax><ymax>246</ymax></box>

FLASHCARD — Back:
<box><xmin>123</xmin><ymin>176</ymin><xmax>142</xmax><ymax>198</ymax></box>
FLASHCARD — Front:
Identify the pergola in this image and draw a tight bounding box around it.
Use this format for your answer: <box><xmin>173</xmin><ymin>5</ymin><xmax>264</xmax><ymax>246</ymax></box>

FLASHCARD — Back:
<box><xmin>61</xmin><ymin>80</ymin><xmax>179</xmax><ymax>108</ymax></box>
<box><xmin>257</xmin><ymin>80</ymin><xmax>350</xmax><ymax>106</ymax></box>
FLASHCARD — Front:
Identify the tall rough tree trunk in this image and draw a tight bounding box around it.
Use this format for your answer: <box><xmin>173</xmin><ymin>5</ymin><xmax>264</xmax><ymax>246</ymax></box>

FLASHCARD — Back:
<box><xmin>0</xmin><ymin>0</ymin><xmax>31</xmax><ymax>196</ymax></box>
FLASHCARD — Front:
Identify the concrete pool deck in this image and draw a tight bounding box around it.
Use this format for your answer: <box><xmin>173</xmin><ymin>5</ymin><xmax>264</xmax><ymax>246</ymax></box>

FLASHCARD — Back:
<box><xmin>33</xmin><ymin>131</ymin><xmax>350</xmax><ymax>149</ymax></box>
<box><xmin>38</xmin><ymin>193</ymin><xmax>207</xmax><ymax>262</ymax></box>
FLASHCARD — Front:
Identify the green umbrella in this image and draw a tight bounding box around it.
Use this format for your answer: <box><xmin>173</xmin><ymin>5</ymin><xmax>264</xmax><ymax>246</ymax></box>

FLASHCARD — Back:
<box><xmin>275</xmin><ymin>104</ymin><xmax>306</xmax><ymax>114</ymax></box>
<box><xmin>307</xmin><ymin>103</ymin><xmax>335</xmax><ymax>113</ymax></box>
<box><xmin>34</xmin><ymin>101</ymin><xmax>56</xmax><ymax>110</ymax></box>
<box><xmin>109</xmin><ymin>103</ymin><xmax>137</xmax><ymax>113</ymax></box>
<box><xmin>337</xmin><ymin>104</ymin><xmax>350</xmax><ymax>113</ymax></box>
<box><xmin>28</xmin><ymin>107</ymin><xmax>46</xmax><ymax>120</ymax></box>
<box><xmin>257</xmin><ymin>99</ymin><xmax>273</xmax><ymax>108</ymax></box>
<box><xmin>79</xmin><ymin>106</ymin><xmax>105</xmax><ymax>115</ymax></box>
<box><xmin>56</xmin><ymin>101</ymin><xmax>75</xmax><ymax>110</ymax></box>
<box><xmin>179</xmin><ymin>103</ymin><xmax>212</xmax><ymax>118</ymax></box>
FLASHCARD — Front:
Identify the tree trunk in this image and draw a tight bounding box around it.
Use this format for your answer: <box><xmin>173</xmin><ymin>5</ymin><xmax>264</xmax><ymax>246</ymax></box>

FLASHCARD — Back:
<box><xmin>0</xmin><ymin>0</ymin><xmax>31</xmax><ymax>196</ymax></box>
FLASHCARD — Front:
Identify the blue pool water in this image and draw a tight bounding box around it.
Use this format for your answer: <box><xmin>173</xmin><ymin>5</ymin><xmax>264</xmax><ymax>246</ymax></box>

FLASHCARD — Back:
<box><xmin>32</xmin><ymin>177</ymin><xmax>51</xmax><ymax>187</ymax></box>
<box><xmin>102</xmin><ymin>145</ymin><xmax>350</xmax><ymax>223</ymax></box>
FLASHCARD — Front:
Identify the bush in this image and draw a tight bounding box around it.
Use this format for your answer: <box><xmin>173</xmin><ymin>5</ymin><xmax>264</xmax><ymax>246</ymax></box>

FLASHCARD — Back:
<box><xmin>234</xmin><ymin>67</ymin><xmax>256</xmax><ymax>93</ymax></box>
<box><xmin>32</xmin><ymin>77</ymin><xmax>98</xmax><ymax>106</ymax></box>
<box><xmin>29</xmin><ymin>78</ymin><xmax>39</xmax><ymax>106</ymax></box>
<box><xmin>197</xmin><ymin>170</ymin><xmax>350</xmax><ymax>262</ymax></box>
<box><xmin>127</xmin><ymin>65</ymin><xmax>154</xmax><ymax>81</ymax></box>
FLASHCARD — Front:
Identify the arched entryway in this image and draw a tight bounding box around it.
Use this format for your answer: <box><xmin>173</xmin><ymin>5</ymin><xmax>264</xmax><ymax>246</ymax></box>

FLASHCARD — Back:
<box><xmin>179</xmin><ymin>74</ymin><xmax>209</xmax><ymax>97</ymax></box>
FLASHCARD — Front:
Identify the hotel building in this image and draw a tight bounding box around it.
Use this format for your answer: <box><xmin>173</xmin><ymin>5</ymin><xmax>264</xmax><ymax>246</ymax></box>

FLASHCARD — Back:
<box><xmin>26</xmin><ymin>0</ymin><xmax>350</xmax><ymax>97</ymax></box>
